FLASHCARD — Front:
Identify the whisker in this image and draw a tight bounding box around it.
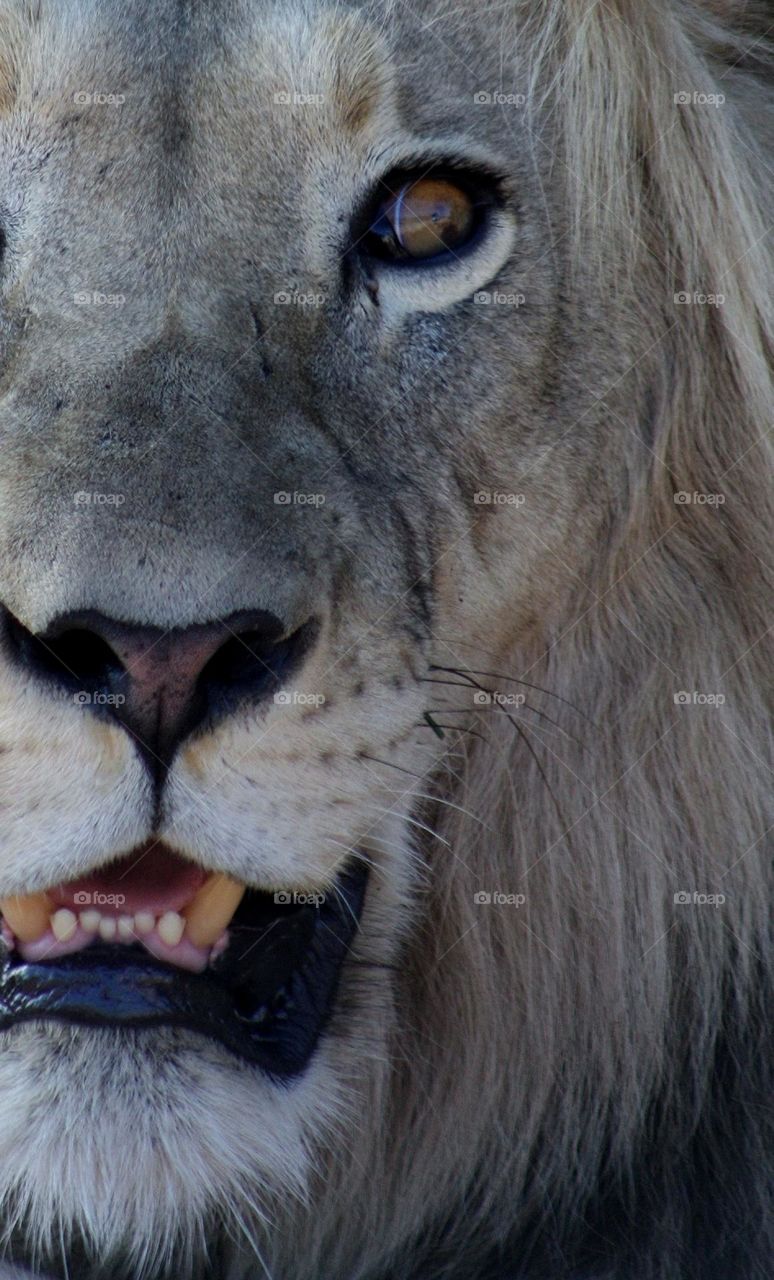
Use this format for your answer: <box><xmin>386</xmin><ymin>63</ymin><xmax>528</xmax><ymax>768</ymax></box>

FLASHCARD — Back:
<box><xmin>416</xmin><ymin>720</ymin><xmax>491</xmax><ymax>746</ymax></box>
<box><xmin>359</xmin><ymin>753</ymin><xmax>424</xmax><ymax>779</ymax></box>
<box><xmin>225</xmin><ymin>1196</ymin><xmax>275</xmax><ymax>1279</ymax></box>
<box><xmin>410</xmin><ymin>790</ymin><xmax>493</xmax><ymax>831</ymax></box>
<box><xmin>323</xmin><ymin>878</ymin><xmax>359</xmax><ymax>926</ymax></box>
<box><xmin>429</xmin><ymin>663</ymin><xmax>595</xmax><ymax>724</ymax></box>
<box><xmin>340</xmin><ymin>846</ymin><xmax>380</xmax><ymax>873</ymax></box>
<box><xmin>422</xmin><ymin>709</ymin><xmax>446</xmax><ymax>738</ymax></box>
<box><xmin>422</xmin><ymin>695</ymin><xmax>583</xmax><ymax>748</ymax></box>
<box><xmin>439</xmin><ymin>669</ymin><xmax>575</xmax><ymax>848</ymax></box>
<box><xmin>434</xmin><ymin>753</ymin><xmax>468</xmax><ymax>788</ymax></box>
<box><xmin>360</xmin><ymin>804</ymin><xmax>452</xmax><ymax>849</ymax></box>
<box><xmin>327</xmin><ymin>837</ymin><xmax>408</xmax><ymax>867</ymax></box>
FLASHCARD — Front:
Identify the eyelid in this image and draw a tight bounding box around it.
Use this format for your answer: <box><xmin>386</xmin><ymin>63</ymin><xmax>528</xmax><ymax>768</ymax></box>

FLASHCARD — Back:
<box><xmin>370</xmin><ymin>151</ymin><xmax>507</xmax><ymax>188</ymax></box>
<box><xmin>369</xmin><ymin>205</ymin><xmax>518</xmax><ymax>319</ymax></box>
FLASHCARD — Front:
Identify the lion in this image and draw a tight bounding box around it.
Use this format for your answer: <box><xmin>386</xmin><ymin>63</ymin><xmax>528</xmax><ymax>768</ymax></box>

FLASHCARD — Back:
<box><xmin>0</xmin><ymin>0</ymin><xmax>770</xmax><ymax>1277</ymax></box>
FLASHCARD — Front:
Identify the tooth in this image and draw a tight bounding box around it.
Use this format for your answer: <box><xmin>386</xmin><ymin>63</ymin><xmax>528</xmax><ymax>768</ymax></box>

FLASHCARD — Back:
<box><xmin>134</xmin><ymin>911</ymin><xmax>155</xmax><ymax>935</ymax></box>
<box><xmin>99</xmin><ymin>916</ymin><xmax>117</xmax><ymax>941</ymax></box>
<box><xmin>51</xmin><ymin>908</ymin><xmax>78</xmax><ymax>943</ymax></box>
<box><xmin>117</xmin><ymin>915</ymin><xmax>134</xmax><ymax>940</ymax></box>
<box><xmin>80</xmin><ymin>910</ymin><xmax>101</xmax><ymax>933</ymax></box>
<box><xmin>183</xmin><ymin>874</ymin><xmax>245</xmax><ymax>948</ymax></box>
<box><xmin>158</xmin><ymin>911</ymin><xmax>185</xmax><ymax>947</ymax></box>
<box><xmin>0</xmin><ymin>893</ymin><xmax>53</xmax><ymax>943</ymax></box>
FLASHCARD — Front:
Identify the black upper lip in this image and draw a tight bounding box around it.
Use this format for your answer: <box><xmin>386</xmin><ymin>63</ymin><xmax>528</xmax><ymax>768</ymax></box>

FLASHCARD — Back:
<box><xmin>0</xmin><ymin>861</ymin><xmax>368</xmax><ymax>1077</ymax></box>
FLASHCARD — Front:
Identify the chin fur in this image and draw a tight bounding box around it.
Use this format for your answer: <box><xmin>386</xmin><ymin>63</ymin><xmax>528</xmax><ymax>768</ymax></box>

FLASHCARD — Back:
<box><xmin>0</xmin><ymin>1023</ymin><xmax>333</xmax><ymax>1279</ymax></box>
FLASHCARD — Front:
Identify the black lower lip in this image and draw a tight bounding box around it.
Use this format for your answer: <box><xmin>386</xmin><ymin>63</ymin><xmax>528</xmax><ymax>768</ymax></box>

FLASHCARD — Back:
<box><xmin>0</xmin><ymin>862</ymin><xmax>368</xmax><ymax>1078</ymax></box>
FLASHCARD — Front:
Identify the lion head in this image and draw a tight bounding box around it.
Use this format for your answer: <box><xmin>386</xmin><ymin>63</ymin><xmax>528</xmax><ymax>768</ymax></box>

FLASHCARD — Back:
<box><xmin>0</xmin><ymin>1</ymin><xmax>770</xmax><ymax>1277</ymax></box>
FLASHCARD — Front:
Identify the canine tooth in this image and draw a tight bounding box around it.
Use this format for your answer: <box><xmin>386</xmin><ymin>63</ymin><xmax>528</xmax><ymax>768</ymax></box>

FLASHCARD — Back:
<box><xmin>99</xmin><ymin>916</ymin><xmax>117</xmax><ymax>941</ymax></box>
<box><xmin>134</xmin><ymin>911</ymin><xmax>155</xmax><ymax>935</ymax></box>
<box><xmin>117</xmin><ymin>915</ymin><xmax>134</xmax><ymax>939</ymax></box>
<box><xmin>183</xmin><ymin>873</ymin><xmax>245</xmax><ymax>948</ymax></box>
<box><xmin>80</xmin><ymin>910</ymin><xmax>101</xmax><ymax>933</ymax></box>
<box><xmin>0</xmin><ymin>893</ymin><xmax>53</xmax><ymax>943</ymax></box>
<box><xmin>158</xmin><ymin>911</ymin><xmax>185</xmax><ymax>947</ymax></box>
<box><xmin>51</xmin><ymin>908</ymin><xmax>78</xmax><ymax>943</ymax></box>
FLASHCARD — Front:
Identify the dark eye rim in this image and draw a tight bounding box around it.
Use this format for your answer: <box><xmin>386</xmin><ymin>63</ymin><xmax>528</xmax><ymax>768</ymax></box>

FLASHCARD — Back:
<box><xmin>352</xmin><ymin>161</ymin><xmax>505</xmax><ymax>270</ymax></box>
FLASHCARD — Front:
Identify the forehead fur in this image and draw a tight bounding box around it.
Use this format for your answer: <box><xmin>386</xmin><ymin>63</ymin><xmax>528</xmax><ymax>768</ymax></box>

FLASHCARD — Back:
<box><xmin>0</xmin><ymin>0</ymin><xmax>396</xmax><ymax>136</ymax></box>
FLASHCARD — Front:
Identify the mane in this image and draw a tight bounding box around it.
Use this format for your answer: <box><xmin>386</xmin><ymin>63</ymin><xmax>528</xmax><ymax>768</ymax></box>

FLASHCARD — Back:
<box><xmin>295</xmin><ymin>4</ymin><xmax>773</xmax><ymax>1277</ymax></box>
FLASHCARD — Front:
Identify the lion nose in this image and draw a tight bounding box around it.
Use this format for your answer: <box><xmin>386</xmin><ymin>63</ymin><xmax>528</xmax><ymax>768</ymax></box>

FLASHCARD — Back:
<box><xmin>2</xmin><ymin>607</ymin><xmax>315</xmax><ymax>769</ymax></box>
<box><xmin>70</xmin><ymin>616</ymin><xmax>242</xmax><ymax>755</ymax></box>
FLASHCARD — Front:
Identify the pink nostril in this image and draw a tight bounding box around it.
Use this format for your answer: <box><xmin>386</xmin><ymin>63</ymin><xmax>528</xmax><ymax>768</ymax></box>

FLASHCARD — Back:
<box><xmin>3</xmin><ymin>606</ymin><xmax>314</xmax><ymax>769</ymax></box>
<box><xmin>99</xmin><ymin>622</ymin><xmax>241</xmax><ymax>753</ymax></box>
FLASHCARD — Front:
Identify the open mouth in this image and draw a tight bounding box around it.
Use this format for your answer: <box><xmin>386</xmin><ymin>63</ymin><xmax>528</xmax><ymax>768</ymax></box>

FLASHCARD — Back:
<box><xmin>0</xmin><ymin>846</ymin><xmax>367</xmax><ymax>1076</ymax></box>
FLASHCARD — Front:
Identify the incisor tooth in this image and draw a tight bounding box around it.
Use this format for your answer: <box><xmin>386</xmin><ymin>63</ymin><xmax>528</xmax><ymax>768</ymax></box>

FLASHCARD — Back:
<box><xmin>51</xmin><ymin>908</ymin><xmax>78</xmax><ymax>943</ymax></box>
<box><xmin>99</xmin><ymin>916</ymin><xmax>117</xmax><ymax>941</ymax></box>
<box><xmin>0</xmin><ymin>893</ymin><xmax>53</xmax><ymax>943</ymax></box>
<box><xmin>134</xmin><ymin>911</ymin><xmax>155</xmax><ymax>935</ymax></box>
<box><xmin>183</xmin><ymin>873</ymin><xmax>245</xmax><ymax>948</ymax></box>
<box><xmin>158</xmin><ymin>911</ymin><xmax>185</xmax><ymax>947</ymax></box>
<box><xmin>117</xmin><ymin>915</ymin><xmax>134</xmax><ymax>940</ymax></box>
<box><xmin>80</xmin><ymin>910</ymin><xmax>101</xmax><ymax>933</ymax></box>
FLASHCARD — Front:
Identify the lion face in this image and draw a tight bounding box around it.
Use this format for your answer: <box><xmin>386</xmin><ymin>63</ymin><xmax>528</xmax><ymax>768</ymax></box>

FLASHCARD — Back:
<box><xmin>0</xmin><ymin>1</ymin><xmax>770</xmax><ymax>1278</ymax></box>
<box><xmin>0</xmin><ymin>3</ymin><xmax>599</xmax><ymax>1270</ymax></box>
<box><xmin>0</xmin><ymin>0</ymin><xmax>591</xmax><ymax>903</ymax></box>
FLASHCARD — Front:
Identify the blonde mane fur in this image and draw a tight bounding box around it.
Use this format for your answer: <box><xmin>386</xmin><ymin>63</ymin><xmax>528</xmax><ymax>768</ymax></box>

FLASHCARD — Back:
<box><xmin>291</xmin><ymin>4</ymin><xmax>773</xmax><ymax>1276</ymax></box>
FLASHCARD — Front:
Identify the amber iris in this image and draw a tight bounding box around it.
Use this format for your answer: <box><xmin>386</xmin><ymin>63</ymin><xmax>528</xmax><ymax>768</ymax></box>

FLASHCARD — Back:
<box><xmin>368</xmin><ymin>177</ymin><xmax>476</xmax><ymax>261</ymax></box>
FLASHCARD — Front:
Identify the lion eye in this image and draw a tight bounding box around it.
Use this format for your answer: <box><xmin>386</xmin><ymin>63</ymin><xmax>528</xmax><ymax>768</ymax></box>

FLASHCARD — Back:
<box><xmin>365</xmin><ymin>177</ymin><xmax>476</xmax><ymax>263</ymax></box>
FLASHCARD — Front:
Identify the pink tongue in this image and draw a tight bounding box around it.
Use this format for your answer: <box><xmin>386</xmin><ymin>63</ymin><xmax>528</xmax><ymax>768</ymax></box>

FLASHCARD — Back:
<box><xmin>51</xmin><ymin>847</ymin><xmax>207</xmax><ymax>917</ymax></box>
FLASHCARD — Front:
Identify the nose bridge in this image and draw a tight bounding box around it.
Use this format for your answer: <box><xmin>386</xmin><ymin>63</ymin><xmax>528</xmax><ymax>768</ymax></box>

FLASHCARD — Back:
<box><xmin>62</xmin><ymin>324</ymin><xmax>268</xmax><ymax>496</ymax></box>
<box><xmin>0</xmin><ymin>300</ymin><xmax>339</xmax><ymax>637</ymax></box>
<box><xmin>0</xmin><ymin>12</ymin><xmax>348</xmax><ymax>643</ymax></box>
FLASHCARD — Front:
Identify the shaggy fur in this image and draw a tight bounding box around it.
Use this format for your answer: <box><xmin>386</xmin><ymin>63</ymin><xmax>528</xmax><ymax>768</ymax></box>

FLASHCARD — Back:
<box><xmin>0</xmin><ymin>1</ymin><xmax>770</xmax><ymax>1277</ymax></box>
